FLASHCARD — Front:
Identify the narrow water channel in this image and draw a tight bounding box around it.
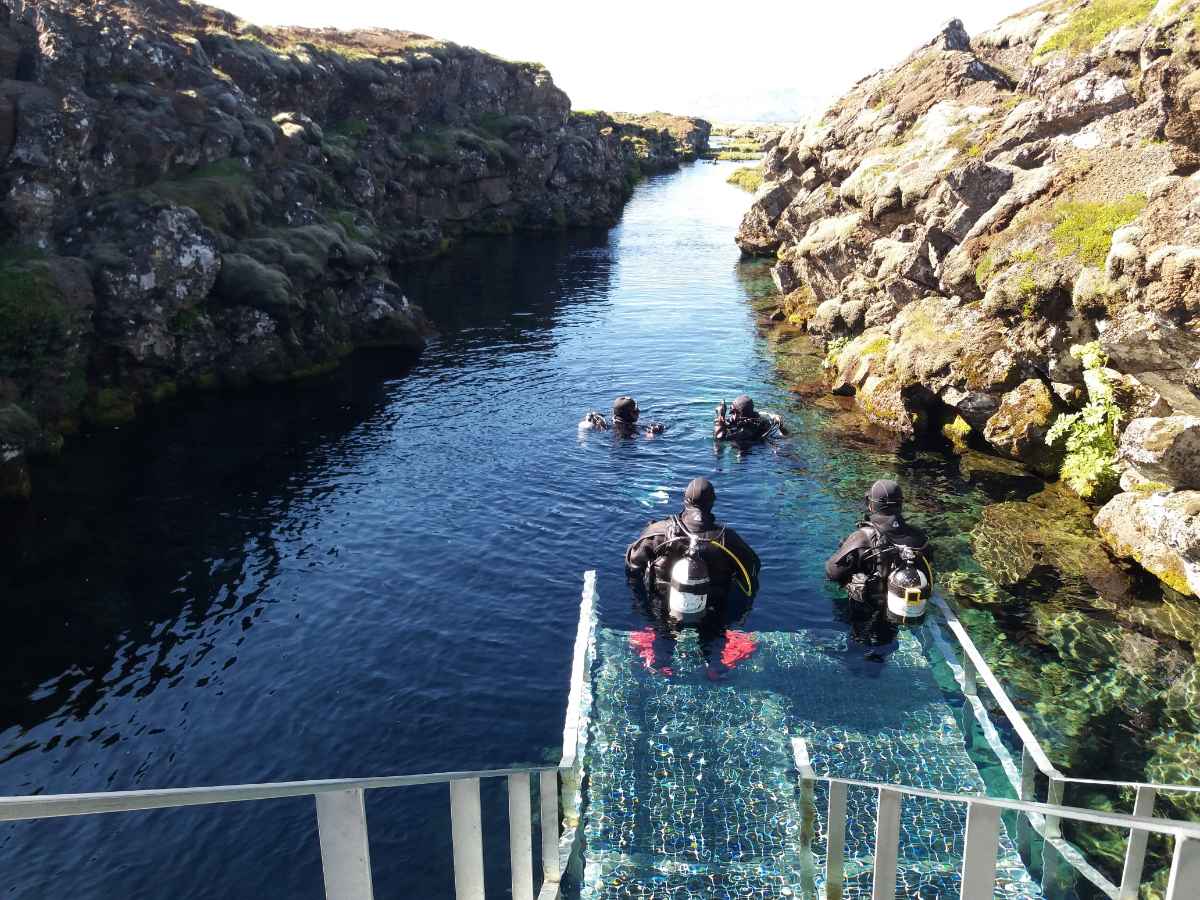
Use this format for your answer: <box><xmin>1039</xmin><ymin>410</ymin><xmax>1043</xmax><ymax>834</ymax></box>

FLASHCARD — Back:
<box><xmin>0</xmin><ymin>160</ymin><xmax>1192</xmax><ymax>898</ymax></box>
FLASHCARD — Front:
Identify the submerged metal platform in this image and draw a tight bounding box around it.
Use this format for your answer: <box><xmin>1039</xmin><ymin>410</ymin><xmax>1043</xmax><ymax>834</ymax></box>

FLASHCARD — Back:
<box><xmin>574</xmin><ymin>626</ymin><xmax>1041</xmax><ymax>898</ymax></box>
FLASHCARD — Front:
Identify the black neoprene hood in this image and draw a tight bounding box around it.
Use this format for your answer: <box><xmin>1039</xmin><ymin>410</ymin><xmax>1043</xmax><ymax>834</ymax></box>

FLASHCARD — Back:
<box><xmin>684</xmin><ymin>477</ymin><xmax>716</xmax><ymax>512</ymax></box>
<box><xmin>868</xmin><ymin>479</ymin><xmax>903</xmax><ymax>510</ymax></box>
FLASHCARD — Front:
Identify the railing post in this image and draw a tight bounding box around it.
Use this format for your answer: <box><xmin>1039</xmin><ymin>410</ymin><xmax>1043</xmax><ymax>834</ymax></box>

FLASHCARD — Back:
<box><xmin>872</xmin><ymin>788</ymin><xmax>901</xmax><ymax>900</ymax></box>
<box><xmin>1045</xmin><ymin>776</ymin><xmax>1064</xmax><ymax>840</ymax></box>
<box><xmin>1165</xmin><ymin>835</ymin><xmax>1200</xmax><ymax>900</ymax></box>
<box><xmin>315</xmin><ymin>789</ymin><xmax>375</xmax><ymax>900</ymax></box>
<box><xmin>960</xmin><ymin>800</ymin><xmax>1001</xmax><ymax>899</ymax></box>
<box><xmin>539</xmin><ymin>769</ymin><xmax>560</xmax><ymax>884</ymax></box>
<box><xmin>793</xmin><ymin>738</ymin><xmax>816</xmax><ymax>899</ymax></box>
<box><xmin>826</xmin><ymin>780</ymin><xmax>848</xmax><ymax>900</ymax></box>
<box><xmin>1119</xmin><ymin>786</ymin><xmax>1157</xmax><ymax>899</ymax></box>
<box><xmin>962</xmin><ymin>654</ymin><xmax>978</xmax><ymax>696</ymax></box>
<box><xmin>450</xmin><ymin>779</ymin><xmax>485</xmax><ymax>900</ymax></box>
<box><xmin>1018</xmin><ymin>747</ymin><xmax>1035</xmax><ymax>856</ymax></box>
<box><xmin>508</xmin><ymin>773</ymin><xmax>534</xmax><ymax>900</ymax></box>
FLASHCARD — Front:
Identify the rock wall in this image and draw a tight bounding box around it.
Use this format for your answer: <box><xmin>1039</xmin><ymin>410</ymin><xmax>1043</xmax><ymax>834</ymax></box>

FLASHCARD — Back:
<box><xmin>0</xmin><ymin>0</ymin><xmax>709</xmax><ymax>498</ymax></box>
<box><xmin>738</xmin><ymin>4</ymin><xmax>1200</xmax><ymax>596</ymax></box>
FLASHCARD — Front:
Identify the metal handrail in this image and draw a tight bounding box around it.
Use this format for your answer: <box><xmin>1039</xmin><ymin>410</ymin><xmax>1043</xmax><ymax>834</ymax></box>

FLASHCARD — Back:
<box><xmin>929</xmin><ymin>595</ymin><xmax>1060</xmax><ymax>778</ymax></box>
<box><xmin>0</xmin><ymin>764</ymin><xmax>563</xmax><ymax>822</ymax></box>
<box><xmin>927</xmin><ymin>593</ymin><xmax>1200</xmax><ymax>899</ymax></box>
<box><xmin>791</xmin><ymin>739</ymin><xmax>1200</xmax><ymax>900</ymax></box>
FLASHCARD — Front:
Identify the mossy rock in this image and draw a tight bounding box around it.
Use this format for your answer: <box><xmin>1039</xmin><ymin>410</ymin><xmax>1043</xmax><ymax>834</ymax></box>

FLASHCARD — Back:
<box><xmin>84</xmin><ymin>387</ymin><xmax>137</xmax><ymax>427</ymax></box>
<box><xmin>212</xmin><ymin>253</ymin><xmax>295</xmax><ymax>314</ymax></box>
<box><xmin>971</xmin><ymin>484</ymin><xmax>1127</xmax><ymax>593</ymax></box>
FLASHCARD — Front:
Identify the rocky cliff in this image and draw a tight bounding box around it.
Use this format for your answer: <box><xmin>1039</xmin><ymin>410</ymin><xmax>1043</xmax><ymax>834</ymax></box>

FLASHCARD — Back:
<box><xmin>0</xmin><ymin>0</ymin><xmax>709</xmax><ymax>498</ymax></box>
<box><xmin>738</xmin><ymin>2</ymin><xmax>1200</xmax><ymax>598</ymax></box>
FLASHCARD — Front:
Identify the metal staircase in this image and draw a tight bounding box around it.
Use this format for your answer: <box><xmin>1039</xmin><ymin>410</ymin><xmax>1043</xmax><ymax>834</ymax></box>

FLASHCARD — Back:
<box><xmin>1</xmin><ymin>573</ymin><xmax>1199</xmax><ymax>900</ymax></box>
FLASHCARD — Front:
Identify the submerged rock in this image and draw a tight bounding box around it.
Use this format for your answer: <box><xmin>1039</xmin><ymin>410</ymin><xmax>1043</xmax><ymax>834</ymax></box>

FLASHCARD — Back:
<box><xmin>971</xmin><ymin>485</ymin><xmax>1130</xmax><ymax>598</ymax></box>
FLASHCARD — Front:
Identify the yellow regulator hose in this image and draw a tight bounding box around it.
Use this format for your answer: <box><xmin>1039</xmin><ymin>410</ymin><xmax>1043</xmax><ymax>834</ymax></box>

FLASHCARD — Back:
<box><xmin>710</xmin><ymin>540</ymin><xmax>754</xmax><ymax>596</ymax></box>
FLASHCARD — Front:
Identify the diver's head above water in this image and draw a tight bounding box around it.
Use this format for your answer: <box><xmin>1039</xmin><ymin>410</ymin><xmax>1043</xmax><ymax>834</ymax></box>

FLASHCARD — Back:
<box><xmin>612</xmin><ymin>395</ymin><xmax>639</xmax><ymax>425</ymax></box>
<box><xmin>731</xmin><ymin>394</ymin><xmax>757</xmax><ymax>419</ymax></box>
<box><xmin>681</xmin><ymin>476</ymin><xmax>717</xmax><ymax>529</ymax></box>
<box><xmin>866</xmin><ymin>479</ymin><xmax>903</xmax><ymax>517</ymax></box>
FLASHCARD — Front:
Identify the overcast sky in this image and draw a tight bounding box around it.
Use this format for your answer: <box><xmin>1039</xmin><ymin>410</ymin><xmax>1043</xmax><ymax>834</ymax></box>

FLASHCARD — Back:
<box><xmin>205</xmin><ymin>0</ymin><xmax>1035</xmax><ymax>122</ymax></box>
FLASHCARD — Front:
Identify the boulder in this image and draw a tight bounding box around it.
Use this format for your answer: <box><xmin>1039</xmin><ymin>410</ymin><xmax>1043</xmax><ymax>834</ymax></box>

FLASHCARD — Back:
<box><xmin>983</xmin><ymin>379</ymin><xmax>1062</xmax><ymax>476</ymax></box>
<box><xmin>1117</xmin><ymin>416</ymin><xmax>1200</xmax><ymax>490</ymax></box>
<box><xmin>71</xmin><ymin>201</ymin><xmax>221</xmax><ymax>369</ymax></box>
<box><xmin>1095</xmin><ymin>491</ymin><xmax>1200</xmax><ymax>598</ymax></box>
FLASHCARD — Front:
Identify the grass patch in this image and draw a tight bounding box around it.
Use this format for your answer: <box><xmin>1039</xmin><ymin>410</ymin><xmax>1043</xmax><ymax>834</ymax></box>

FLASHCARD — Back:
<box><xmin>727</xmin><ymin>167</ymin><xmax>764</xmax><ymax>192</ymax></box>
<box><xmin>1050</xmin><ymin>195</ymin><xmax>1146</xmax><ymax>267</ymax></box>
<box><xmin>1037</xmin><ymin>0</ymin><xmax>1157</xmax><ymax>54</ymax></box>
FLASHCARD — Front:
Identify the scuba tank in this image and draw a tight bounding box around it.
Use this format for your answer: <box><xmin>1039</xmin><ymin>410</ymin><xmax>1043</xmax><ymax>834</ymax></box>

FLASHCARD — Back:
<box><xmin>885</xmin><ymin>544</ymin><xmax>931</xmax><ymax>624</ymax></box>
<box><xmin>667</xmin><ymin>535</ymin><xmax>711</xmax><ymax>622</ymax></box>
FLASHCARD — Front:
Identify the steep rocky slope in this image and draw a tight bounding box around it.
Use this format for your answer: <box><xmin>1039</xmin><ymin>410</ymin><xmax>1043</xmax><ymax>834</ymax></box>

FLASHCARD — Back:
<box><xmin>0</xmin><ymin>0</ymin><xmax>708</xmax><ymax>498</ymax></box>
<box><xmin>738</xmin><ymin>2</ymin><xmax>1200</xmax><ymax>597</ymax></box>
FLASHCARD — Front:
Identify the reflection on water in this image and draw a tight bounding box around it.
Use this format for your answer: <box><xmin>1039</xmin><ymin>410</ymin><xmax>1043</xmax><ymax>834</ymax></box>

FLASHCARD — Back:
<box><xmin>0</xmin><ymin>159</ymin><xmax>1194</xmax><ymax>899</ymax></box>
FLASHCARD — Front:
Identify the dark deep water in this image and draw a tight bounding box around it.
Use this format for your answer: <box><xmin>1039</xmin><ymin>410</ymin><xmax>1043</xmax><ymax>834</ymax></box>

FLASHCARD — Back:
<box><xmin>0</xmin><ymin>161</ymin><xmax>1195</xmax><ymax>898</ymax></box>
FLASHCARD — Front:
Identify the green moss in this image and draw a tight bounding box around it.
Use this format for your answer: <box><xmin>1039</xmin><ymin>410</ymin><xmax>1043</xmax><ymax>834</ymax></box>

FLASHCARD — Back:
<box><xmin>0</xmin><ymin>263</ymin><xmax>68</xmax><ymax>378</ymax></box>
<box><xmin>975</xmin><ymin>251</ymin><xmax>997</xmax><ymax>289</ymax></box>
<box><xmin>1132</xmin><ymin>480</ymin><xmax>1172</xmax><ymax>494</ymax></box>
<box><xmin>726</xmin><ymin>167</ymin><xmax>764</xmax><ymax>192</ymax></box>
<box><xmin>328</xmin><ymin>118</ymin><xmax>369</xmax><ymax>140</ymax></box>
<box><xmin>86</xmin><ymin>387</ymin><xmax>137</xmax><ymax>427</ymax></box>
<box><xmin>860</xmin><ymin>334</ymin><xmax>892</xmax><ymax>357</ymax></box>
<box><xmin>1050</xmin><ymin>195</ymin><xmax>1147</xmax><ymax>267</ymax></box>
<box><xmin>1037</xmin><ymin>0</ymin><xmax>1157</xmax><ymax>55</ymax></box>
<box><xmin>149</xmin><ymin>159</ymin><xmax>260</xmax><ymax>234</ymax></box>
<box><xmin>943</xmin><ymin>415</ymin><xmax>972</xmax><ymax>452</ymax></box>
<box><xmin>148</xmin><ymin>381</ymin><xmax>179</xmax><ymax>403</ymax></box>
<box><xmin>170</xmin><ymin>305</ymin><xmax>204</xmax><ymax>333</ymax></box>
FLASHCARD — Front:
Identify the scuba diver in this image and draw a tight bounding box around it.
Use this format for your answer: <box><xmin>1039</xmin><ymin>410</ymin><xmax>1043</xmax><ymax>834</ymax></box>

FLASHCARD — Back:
<box><xmin>579</xmin><ymin>396</ymin><xmax>665</xmax><ymax>437</ymax></box>
<box><xmin>714</xmin><ymin>395</ymin><xmax>787</xmax><ymax>443</ymax></box>
<box><xmin>825</xmin><ymin>479</ymin><xmax>934</xmax><ymax>654</ymax></box>
<box><xmin>625</xmin><ymin>477</ymin><xmax>761</xmax><ymax>678</ymax></box>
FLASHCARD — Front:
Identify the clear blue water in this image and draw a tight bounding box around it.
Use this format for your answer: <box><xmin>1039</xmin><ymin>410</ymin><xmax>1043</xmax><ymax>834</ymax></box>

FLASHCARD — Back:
<box><xmin>0</xmin><ymin>160</ymin><xmax>1163</xmax><ymax>898</ymax></box>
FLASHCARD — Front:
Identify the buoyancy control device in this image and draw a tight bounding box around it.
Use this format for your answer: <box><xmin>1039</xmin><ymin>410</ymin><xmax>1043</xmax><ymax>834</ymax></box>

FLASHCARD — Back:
<box><xmin>853</xmin><ymin>524</ymin><xmax>932</xmax><ymax>624</ymax></box>
<box><xmin>645</xmin><ymin>517</ymin><xmax>753</xmax><ymax>623</ymax></box>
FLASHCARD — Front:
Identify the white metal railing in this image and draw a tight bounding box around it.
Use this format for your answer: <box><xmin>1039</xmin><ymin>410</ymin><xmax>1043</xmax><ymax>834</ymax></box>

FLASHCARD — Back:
<box><xmin>791</xmin><ymin>739</ymin><xmax>1200</xmax><ymax>900</ymax></box>
<box><xmin>0</xmin><ymin>572</ymin><xmax>602</xmax><ymax>900</ymax></box>
<box><xmin>925</xmin><ymin>594</ymin><xmax>1200</xmax><ymax>899</ymax></box>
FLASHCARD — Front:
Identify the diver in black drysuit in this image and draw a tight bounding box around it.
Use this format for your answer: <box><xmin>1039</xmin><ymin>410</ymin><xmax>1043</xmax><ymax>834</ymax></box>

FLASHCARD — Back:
<box><xmin>580</xmin><ymin>395</ymin><xmax>665</xmax><ymax>437</ymax></box>
<box><xmin>825</xmin><ymin>479</ymin><xmax>932</xmax><ymax>657</ymax></box>
<box><xmin>625</xmin><ymin>477</ymin><xmax>761</xmax><ymax>677</ymax></box>
<box><xmin>714</xmin><ymin>394</ymin><xmax>787</xmax><ymax>443</ymax></box>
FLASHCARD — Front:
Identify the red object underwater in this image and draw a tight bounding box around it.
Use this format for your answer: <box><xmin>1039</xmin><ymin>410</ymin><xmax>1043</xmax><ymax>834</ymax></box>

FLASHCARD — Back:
<box><xmin>627</xmin><ymin>627</ymin><xmax>758</xmax><ymax>676</ymax></box>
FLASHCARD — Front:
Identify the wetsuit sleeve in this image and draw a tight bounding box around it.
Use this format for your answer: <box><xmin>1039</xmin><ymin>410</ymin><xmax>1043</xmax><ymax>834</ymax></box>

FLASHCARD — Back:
<box><xmin>825</xmin><ymin>530</ymin><xmax>869</xmax><ymax>584</ymax></box>
<box><xmin>714</xmin><ymin>417</ymin><xmax>728</xmax><ymax>440</ymax></box>
<box><xmin>625</xmin><ymin>520</ymin><xmax>673</xmax><ymax>575</ymax></box>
